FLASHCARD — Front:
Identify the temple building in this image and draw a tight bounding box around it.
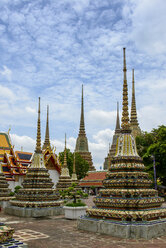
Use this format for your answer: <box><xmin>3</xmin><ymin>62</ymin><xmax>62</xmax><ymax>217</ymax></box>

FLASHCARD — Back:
<box><xmin>130</xmin><ymin>69</ymin><xmax>141</xmax><ymax>137</ymax></box>
<box><xmin>78</xmin><ymin>48</ymin><xmax>166</xmax><ymax>239</ymax></box>
<box><xmin>56</xmin><ymin>135</ymin><xmax>72</xmax><ymax>191</ymax></box>
<box><xmin>0</xmin><ymin>132</ymin><xmax>31</xmax><ymax>191</ymax></box>
<box><xmin>75</xmin><ymin>85</ymin><xmax>95</xmax><ymax>171</ymax></box>
<box><xmin>7</xmin><ymin>98</ymin><xmax>62</xmax><ymax>216</ymax></box>
<box><xmin>79</xmin><ymin>171</ymin><xmax>107</xmax><ymax>194</ymax></box>
<box><xmin>103</xmin><ymin>102</ymin><xmax>121</xmax><ymax>170</ymax></box>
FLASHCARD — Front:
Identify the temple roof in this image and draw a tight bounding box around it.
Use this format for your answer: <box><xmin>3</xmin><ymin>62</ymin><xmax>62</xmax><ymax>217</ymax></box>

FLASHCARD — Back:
<box><xmin>79</xmin><ymin>171</ymin><xmax>107</xmax><ymax>187</ymax></box>
<box><xmin>15</xmin><ymin>151</ymin><xmax>32</xmax><ymax>161</ymax></box>
<box><xmin>0</xmin><ymin>133</ymin><xmax>11</xmax><ymax>149</ymax></box>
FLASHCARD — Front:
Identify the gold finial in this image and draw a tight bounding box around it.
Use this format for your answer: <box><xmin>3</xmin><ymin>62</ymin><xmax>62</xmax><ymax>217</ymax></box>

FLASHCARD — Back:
<box><xmin>73</xmin><ymin>152</ymin><xmax>76</xmax><ymax>173</ymax></box>
<box><xmin>121</xmin><ymin>48</ymin><xmax>130</xmax><ymax>132</ymax></box>
<box><xmin>42</xmin><ymin>105</ymin><xmax>51</xmax><ymax>150</ymax></box>
<box><xmin>7</xmin><ymin>126</ymin><xmax>11</xmax><ymax>135</ymax></box>
<box><xmin>35</xmin><ymin>97</ymin><xmax>42</xmax><ymax>153</ymax></box>
<box><xmin>63</xmin><ymin>133</ymin><xmax>67</xmax><ymax>168</ymax></box>
<box><xmin>130</xmin><ymin>69</ymin><xmax>138</xmax><ymax>126</ymax></box>
<box><xmin>115</xmin><ymin>101</ymin><xmax>120</xmax><ymax>132</ymax></box>
<box><xmin>79</xmin><ymin>84</ymin><xmax>85</xmax><ymax>135</ymax></box>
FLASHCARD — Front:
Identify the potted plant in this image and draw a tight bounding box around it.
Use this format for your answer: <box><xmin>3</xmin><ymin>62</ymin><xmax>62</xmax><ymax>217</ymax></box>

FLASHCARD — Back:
<box><xmin>60</xmin><ymin>183</ymin><xmax>88</xmax><ymax>219</ymax></box>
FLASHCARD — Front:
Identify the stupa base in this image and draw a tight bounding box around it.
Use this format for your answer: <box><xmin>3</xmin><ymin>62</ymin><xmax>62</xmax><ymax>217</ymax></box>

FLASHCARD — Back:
<box><xmin>5</xmin><ymin>206</ymin><xmax>64</xmax><ymax>218</ymax></box>
<box><xmin>77</xmin><ymin>216</ymin><xmax>166</xmax><ymax>239</ymax></box>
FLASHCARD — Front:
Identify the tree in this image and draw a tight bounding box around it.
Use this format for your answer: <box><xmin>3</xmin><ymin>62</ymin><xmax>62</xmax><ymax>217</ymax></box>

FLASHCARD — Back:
<box><xmin>58</xmin><ymin>149</ymin><xmax>89</xmax><ymax>180</ymax></box>
<box><xmin>136</xmin><ymin>125</ymin><xmax>166</xmax><ymax>186</ymax></box>
<box><xmin>59</xmin><ymin>183</ymin><xmax>88</xmax><ymax>206</ymax></box>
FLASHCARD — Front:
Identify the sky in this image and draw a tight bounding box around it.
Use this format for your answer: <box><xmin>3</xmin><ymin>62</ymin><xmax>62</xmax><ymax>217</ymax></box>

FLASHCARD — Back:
<box><xmin>0</xmin><ymin>0</ymin><xmax>166</xmax><ymax>170</ymax></box>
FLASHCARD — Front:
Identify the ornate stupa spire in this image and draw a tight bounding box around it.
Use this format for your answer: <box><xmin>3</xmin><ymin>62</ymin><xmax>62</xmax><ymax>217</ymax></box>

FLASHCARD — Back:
<box><xmin>115</xmin><ymin>102</ymin><xmax>121</xmax><ymax>133</ymax></box>
<box><xmin>9</xmin><ymin>98</ymin><xmax>62</xmax><ymax>214</ymax></box>
<box><xmin>75</xmin><ymin>85</ymin><xmax>95</xmax><ymax>171</ymax></box>
<box><xmin>121</xmin><ymin>48</ymin><xmax>130</xmax><ymax>132</ymax></box>
<box><xmin>83</xmin><ymin>48</ymin><xmax>166</xmax><ymax>239</ymax></box>
<box><xmin>79</xmin><ymin>84</ymin><xmax>85</xmax><ymax>136</ymax></box>
<box><xmin>43</xmin><ymin>105</ymin><xmax>51</xmax><ymax>150</ymax></box>
<box><xmin>63</xmin><ymin>133</ymin><xmax>67</xmax><ymax>168</ymax></box>
<box><xmin>35</xmin><ymin>97</ymin><xmax>42</xmax><ymax>154</ymax></box>
<box><xmin>71</xmin><ymin>152</ymin><xmax>78</xmax><ymax>182</ymax></box>
<box><xmin>130</xmin><ymin>69</ymin><xmax>141</xmax><ymax>137</ymax></box>
<box><xmin>107</xmin><ymin>102</ymin><xmax>121</xmax><ymax>169</ymax></box>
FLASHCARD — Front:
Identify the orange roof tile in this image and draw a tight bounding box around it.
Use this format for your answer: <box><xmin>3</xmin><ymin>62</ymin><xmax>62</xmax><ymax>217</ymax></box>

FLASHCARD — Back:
<box><xmin>0</xmin><ymin>133</ymin><xmax>11</xmax><ymax>148</ymax></box>
<box><xmin>79</xmin><ymin>182</ymin><xmax>103</xmax><ymax>186</ymax></box>
<box><xmin>81</xmin><ymin>171</ymin><xmax>107</xmax><ymax>181</ymax></box>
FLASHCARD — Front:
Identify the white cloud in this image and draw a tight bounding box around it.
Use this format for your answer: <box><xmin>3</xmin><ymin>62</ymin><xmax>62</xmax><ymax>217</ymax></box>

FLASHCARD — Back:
<box><xmin>93</xmin><ymin>128</ymin><xmax>114</xmax><ymax>144</ymax></box>
<box><xmin>87</xmin><ymin>109</ymin><xmax>117</xmax><ymax>128</ymax></box>
<box><xmin>0</xmin><ymin>66</ymin><xmax>12</xmax><ymax>81</ymax></box>
<box><xmin>0</xmin><ymin>0</ymin><xmax>166</xmax><ymax>169</ymax></box>
<box><xmin>10</xmin><ymin>134</ymin><xmax>35</xmax><ymax>152</ymax></box>
<box><xmin>128</xmin><ymin>0</ymin><xmax>166</xmax><ymax>55</ymax></box>
<box><xmin>25</xmin><ymin>106</ymin><xmax>36</xmax><ymax>114</ymax></box>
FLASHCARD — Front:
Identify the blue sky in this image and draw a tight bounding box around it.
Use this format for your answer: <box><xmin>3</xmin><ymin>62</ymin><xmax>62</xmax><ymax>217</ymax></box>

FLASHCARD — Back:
<box><xmin>0</xmin><ymin>0</ymin><xmax>166</xmax><ymax>170</ymax></box>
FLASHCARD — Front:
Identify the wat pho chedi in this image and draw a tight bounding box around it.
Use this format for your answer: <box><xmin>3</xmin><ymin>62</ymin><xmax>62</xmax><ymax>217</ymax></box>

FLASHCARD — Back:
<box><xmin>78</xmin><ymin>48</ymin><xmax>166</xmax><ymax>239</ymax></box>
<box><xmin>5</xmin><ymin>98</ymin><xmax>63</xmax><ymax>218</ymax></box>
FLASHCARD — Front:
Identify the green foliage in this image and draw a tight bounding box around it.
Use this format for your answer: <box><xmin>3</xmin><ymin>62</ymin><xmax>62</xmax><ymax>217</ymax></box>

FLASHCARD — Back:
<box><xmin>9</xmin><ymin>191</ymin><xmax>15</xmax><ymax>196</ymax></box>
<box><xmin>59</xmin><ymin>149</ymin><xmax>89</xmax><ymax>179</ymax></box>
<box><xmin>14</xmin><ymin>185</ymin><xmax>22</xmax><ymax>194</ymax></box>
<box><xmin>66</xmin><ymin>202</ymin><xmax>86</xmax><ymax>207</ymax></box>
<box><xmin>59</xmin><ymin>183</ymin><xmax>87</xmax><ymax>206</ymax></box>
<box><xmin>136</xmin><ymin>125</ymin><xmax>166</xmax><ymax>186</ymax></box>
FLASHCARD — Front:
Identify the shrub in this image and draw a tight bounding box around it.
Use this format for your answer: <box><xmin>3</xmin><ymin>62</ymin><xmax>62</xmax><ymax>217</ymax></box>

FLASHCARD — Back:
<box><xmin>66</xmin><ymin>202</ymin><xmax>86</xmax><ymax>207</ymax></box>
<box><xmin>59</xmin><ymin>183</ymin><xmax>87</xmax><ymax>206</ymax></box>
<box><xmin>14</xmin><ymin>185</ymin><xmax>22</xmax><ymax>194</ymax></box>
<box><xmin>9</xmin><ymin>191</ymin><xmax>15</xmax><ymax>196</ymax></box>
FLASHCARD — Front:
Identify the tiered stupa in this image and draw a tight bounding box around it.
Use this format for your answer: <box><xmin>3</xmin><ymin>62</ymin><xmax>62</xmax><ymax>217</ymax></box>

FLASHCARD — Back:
<box><xmin>78</xmin><ymin>48</ymin><xmax>166</xmax><ymax>239</ymax></box>
<box><xmin>0</xmin><ymin>163</ymin><xmax>11</xmax><ymax>202</ymax></box>
<box><xmin>130</xmin><ymin>69</ymin><xmax>141</xmax><ymax>138</ymax></box>
<box><xmin>56</xmin><ymin>135</ymin><xmax>72</xmax><ymax>191</ymax></box>
<box><xmin>75</xmin><ymin>85</ymin><xmax>95</xmax><ymax>171</ymax></box>
<box><xmin>7</xmin><ymin>98</ymin><xmax>62</xmax><ymax>217</ymax></box>
<box><xmin>71</xmin><ymin>153</ymin><xmax>78</xmax><ymax>183</ymax></box>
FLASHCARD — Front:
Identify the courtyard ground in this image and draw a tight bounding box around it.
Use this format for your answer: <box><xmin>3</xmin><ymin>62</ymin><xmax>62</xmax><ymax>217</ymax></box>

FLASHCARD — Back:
<box><xmin>0</xmin><ymin>197</ymin><xmax>166</xmax><ymax>248</ymax></box>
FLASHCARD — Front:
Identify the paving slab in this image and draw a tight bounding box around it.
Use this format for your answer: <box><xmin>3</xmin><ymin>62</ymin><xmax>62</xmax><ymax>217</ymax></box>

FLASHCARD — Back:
<box><xmin>0</xmin><ymin>197</ymin><xmax>166</xmax><ymax>248</ymax></box>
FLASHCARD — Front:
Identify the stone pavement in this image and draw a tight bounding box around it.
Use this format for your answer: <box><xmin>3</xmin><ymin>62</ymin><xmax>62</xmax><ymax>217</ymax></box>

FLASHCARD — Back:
<box><xmin>0</xmin><ymin>197</ymin><xmax>166</xmax><ymax>248</ymax></box>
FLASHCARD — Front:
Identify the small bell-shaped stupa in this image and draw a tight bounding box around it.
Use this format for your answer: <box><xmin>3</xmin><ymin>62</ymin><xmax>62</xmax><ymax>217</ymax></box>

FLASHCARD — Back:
<box><xmin>56</xmin><ymin>135</ymin><xmax>72</xmax><ymax>191</ymax></box>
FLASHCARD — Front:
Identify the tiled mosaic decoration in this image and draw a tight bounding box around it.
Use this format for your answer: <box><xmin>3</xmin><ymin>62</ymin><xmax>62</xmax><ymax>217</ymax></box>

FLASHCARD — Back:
<box><xmin>0</xmin><ymin>238</ymin><xmax>27</xmax><ymax>248</ymax></box>
<box><xmin>14</xmin><ymin>229</ymin><xmax>49</xmax><ymax>242</ymax></box>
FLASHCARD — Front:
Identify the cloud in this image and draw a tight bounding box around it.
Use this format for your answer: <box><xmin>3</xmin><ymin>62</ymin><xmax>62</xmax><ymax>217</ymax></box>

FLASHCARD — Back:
<box><xmin>93</xmin><ymin>128</ymin><xmax>114</xmax><ymax>144</ymax></box>
<box><xmin>0</xmin><ymin>66</ymin><xmax>12</xmax><ymax>81</ymax></box>
<box><xmin>10</xmin><ymin>133</ymin><xmax>36</xmax><ymax>152</ymax></box>
<box><xmin>25</xmin><ymin>106</ymin><xmax>36</xmax><ymax>114</ymax></box>
<box><xmin>127</xmin><ymin>0</ymin><xmax>166</xmax><ymax>55</ymax></box>
<box><xmin>0</xmin><ymin>0</ymin><xmax>166</xmax><ymax>169</ymax></box>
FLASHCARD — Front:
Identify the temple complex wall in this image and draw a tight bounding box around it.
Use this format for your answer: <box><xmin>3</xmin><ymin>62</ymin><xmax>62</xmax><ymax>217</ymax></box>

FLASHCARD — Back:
<box><xmin>8</xmin><ymin>175</ymin><xmax>24</xmax><ymax>191</ymax></box>
<box><xmin>48</xmin><ymin>169</ymin><xmax>60</xmax><ymax>188</ymax></box>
